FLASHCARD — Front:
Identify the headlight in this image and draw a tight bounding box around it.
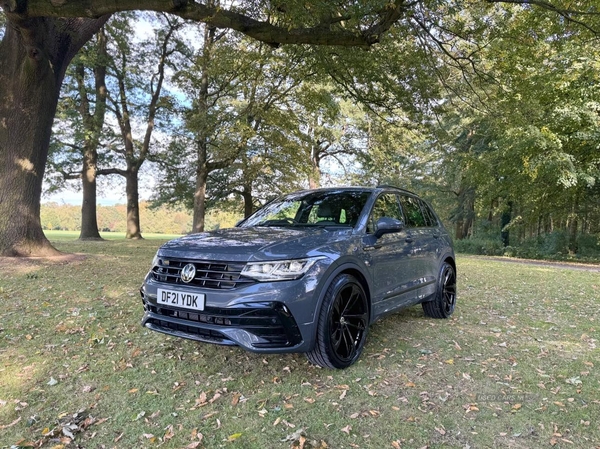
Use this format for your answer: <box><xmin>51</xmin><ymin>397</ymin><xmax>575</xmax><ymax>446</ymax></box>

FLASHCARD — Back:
<box><xmin>241</xmin><ymin>257</ymin><xmax>326</xmax><ymax>281</ymax></box>
<box><xmin>151</xmin><ymin>254</ymin><xmax>159</xmax><ymax>267</ymax></box>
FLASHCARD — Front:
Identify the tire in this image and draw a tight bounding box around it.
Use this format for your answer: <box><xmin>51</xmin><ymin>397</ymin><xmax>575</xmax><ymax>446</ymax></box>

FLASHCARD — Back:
<box><xmin>423</xmin><ymin>261</ymin><xmax>457</xmax><ymax>319</ymax></box>
<box><xmin>307</xmin><ymin>274</ymin><xmax>370</xmax><ymax>369</ymax></box>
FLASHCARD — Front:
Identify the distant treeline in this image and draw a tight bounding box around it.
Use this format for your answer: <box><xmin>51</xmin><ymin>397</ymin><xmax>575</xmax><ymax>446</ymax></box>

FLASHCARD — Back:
<box><xmin>41</xmin><ymin>202</ymin><xmax>240</xmax><ymax>234</ymax></box>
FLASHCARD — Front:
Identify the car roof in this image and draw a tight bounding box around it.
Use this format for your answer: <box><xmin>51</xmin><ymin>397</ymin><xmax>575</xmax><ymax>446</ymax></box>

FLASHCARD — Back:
<box><xmin>285</xmin><ymin>185</ymin><xmax>419</xmax><ymax>197</ymax></box>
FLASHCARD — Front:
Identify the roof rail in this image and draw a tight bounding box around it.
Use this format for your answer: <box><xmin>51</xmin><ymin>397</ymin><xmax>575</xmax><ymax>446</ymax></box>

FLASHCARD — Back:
<box><xmin>376</xmin><ymin>184</ymin><xmax>418</xmax><ymax>195</ymax></box>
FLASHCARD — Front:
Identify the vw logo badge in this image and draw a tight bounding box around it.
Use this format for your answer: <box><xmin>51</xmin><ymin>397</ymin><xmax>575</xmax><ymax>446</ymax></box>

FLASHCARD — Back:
<box><xmin>180</xmin><ymin>263</ymin><xmax>196</xmax><ymax>283</ymax></box>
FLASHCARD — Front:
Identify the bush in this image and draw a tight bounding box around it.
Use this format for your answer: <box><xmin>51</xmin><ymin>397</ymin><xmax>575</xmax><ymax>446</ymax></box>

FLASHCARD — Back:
<box><xmin>577</xmin><ymin>233</ymin><xmax>600</xmax><ymax>257</ymax></box>
<box><xmin>462</xmin><ymin>231</ymin><xmax>600</xmax><ymax>261</ymax></box>
<box><xmin>454</xmin><ymin>237</ymin><xmax>504</xmax><ymax>256</ymax></box>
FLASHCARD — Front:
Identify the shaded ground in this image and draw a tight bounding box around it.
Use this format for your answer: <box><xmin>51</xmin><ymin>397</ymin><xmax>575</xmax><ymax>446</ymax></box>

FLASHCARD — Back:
<box><xmin>0</xmin><ymin>254</ymin><xmax>86</xmax><ymax>275</ymax></box>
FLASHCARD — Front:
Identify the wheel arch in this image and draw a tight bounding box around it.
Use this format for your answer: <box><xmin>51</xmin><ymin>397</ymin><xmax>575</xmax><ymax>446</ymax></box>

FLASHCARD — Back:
<box><xmin>307</xmin><ymin>261</ymin><xmax>372</xmax><ymax>349</ymax></box>
<box><xmin>444</xmin><ymin>254</ymin><xmax>456</xmax><ymax>275</ymax></box>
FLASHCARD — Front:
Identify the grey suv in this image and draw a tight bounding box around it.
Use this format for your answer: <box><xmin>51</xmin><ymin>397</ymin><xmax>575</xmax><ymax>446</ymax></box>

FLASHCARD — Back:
<box><xmin>141</xmin><ymin>186</ymin><xmax>456</xmax><ymax>369</ymax></box>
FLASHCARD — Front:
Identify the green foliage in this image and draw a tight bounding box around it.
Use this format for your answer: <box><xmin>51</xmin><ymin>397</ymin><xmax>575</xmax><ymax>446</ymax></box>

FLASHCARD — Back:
<box><xmin>39</xmin><ymin>2</ymin><xmax>600</xmax><ymax>258</ymax></box>
<box><xmin>454</xmin><ymin>237</ymin><xmax>505</xmax><ymax>256</ymax></box>
<box><xmin>458</xmin><ymin>231</ymin><xmax>600</xmax><ymax>262</ymax></box>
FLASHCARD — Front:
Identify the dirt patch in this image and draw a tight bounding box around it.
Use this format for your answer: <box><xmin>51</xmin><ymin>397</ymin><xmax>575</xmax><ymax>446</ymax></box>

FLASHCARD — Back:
<box><xmin>0</xmin><ymin>253</ymin><xmax>87</xmax><ymax>275</ymax></box>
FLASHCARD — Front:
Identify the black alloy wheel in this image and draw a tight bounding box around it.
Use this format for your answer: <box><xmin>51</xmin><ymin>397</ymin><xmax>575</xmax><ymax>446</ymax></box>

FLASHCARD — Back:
<box><xmin>307</xmin><ymin>274</ymin><xmax>369</xmax><ymax>369</ymax></box>
<box><xmin>423</xmin><ymin>261</ymin><xmax>457</xmax><ymax>319</ymax></box>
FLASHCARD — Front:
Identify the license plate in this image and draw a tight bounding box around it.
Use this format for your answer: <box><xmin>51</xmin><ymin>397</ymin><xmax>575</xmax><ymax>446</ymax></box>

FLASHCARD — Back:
<box><xmin>157</xmin><ymin>288</ymin><xmax>205</xmax><ymax>311</ymax></box>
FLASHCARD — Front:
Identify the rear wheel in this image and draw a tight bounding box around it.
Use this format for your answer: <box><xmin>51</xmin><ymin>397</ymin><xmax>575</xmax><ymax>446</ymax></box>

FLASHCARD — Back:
<box><xmin>307</xmin><ymin>274</ymin><xmax>369</xmax><ymax>369</ymax></box>
<box><xmin>423</xmin><ymin>261</ymin><xmax>456</xmax><ymax>319</ymax></box>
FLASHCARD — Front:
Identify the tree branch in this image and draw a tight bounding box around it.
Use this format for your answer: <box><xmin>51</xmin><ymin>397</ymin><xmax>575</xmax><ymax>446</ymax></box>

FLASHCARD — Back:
<box><xmin>7</xmin><ymin>0</ymin><xmax>412</xmax><ymax>48</ymax></box>
<box><xmin>486</xmin><ymin>0</ymin><xmax>600</xmax><ymax>35</ymax></box>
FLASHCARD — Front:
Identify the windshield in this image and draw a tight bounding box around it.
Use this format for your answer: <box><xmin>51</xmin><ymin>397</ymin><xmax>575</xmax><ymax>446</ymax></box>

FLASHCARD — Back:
<box><xmin>240</xmin><ymin>190</ymin><xmax>372</xmax><ymax>228</ymax></box>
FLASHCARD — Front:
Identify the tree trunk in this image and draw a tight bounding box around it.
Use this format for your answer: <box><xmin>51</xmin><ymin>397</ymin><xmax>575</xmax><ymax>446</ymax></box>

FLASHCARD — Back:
<box><xmin>568</xmin><ymin>195</ymin><xmax>579</xmax><ymax>254</ymax></box>
<box><xmin>191</xmin><ymin>24</ymin><xmax>215</xmax><ymax>233</ymax></box>
<box><xmin>79</xmin><ymin>144</ymin><xmax>103</xmax><ymax>239</ymax></box>
<box><xmin>0</xmin><ymin>16</ymin><xmax>105</xmax><ymax>256</ymax></box>
<box><xmin>500</xmin><ymin>202</ymin><xmax>512</xmax><ymax>247</ymax></box>
<box><xmin>242</xmin><ymin>182</ymin><xmax>253</xmax><ymax>218</ymax></box>
<box><xmin>125</xmin><ymin>168</ymin><xmax>143</xmax><ymax>239</ymax></box>
<box><xmin>77</xmin><ymin>28</ymin><xmax>108</xmax><ymax>240</ymax></box>
<box><xmin>193</xmin><ymin>160</ymin><xmax>208</xmax><ymax>233</ymax></box>
<box><xmin>309</xmin><ymin>146</ymin><xmax>321</xmax><ymax>189</ymax></box>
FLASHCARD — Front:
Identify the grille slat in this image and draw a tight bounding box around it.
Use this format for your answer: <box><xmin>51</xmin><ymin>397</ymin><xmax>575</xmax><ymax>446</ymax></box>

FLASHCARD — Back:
<box><xmin>151</xmin><ymin>258</ymin><xmax>254</xmax><ymax>290</ymax></box>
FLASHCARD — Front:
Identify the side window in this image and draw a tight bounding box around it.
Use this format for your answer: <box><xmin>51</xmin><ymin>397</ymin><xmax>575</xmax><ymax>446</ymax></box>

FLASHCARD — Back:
<box><xmin>419</xmin><ymin>200</ymin><xmax>439</xmax><ymax>227</ymax></box>
<box><xmin>367</xmin><ymin>193</ymin><xmax>403</xmax><ymax>233</ymax></box>
<box><xmin>399</xmin><ymin>195</ymin><xmax>427</xmax><ymax>228</ymax></box>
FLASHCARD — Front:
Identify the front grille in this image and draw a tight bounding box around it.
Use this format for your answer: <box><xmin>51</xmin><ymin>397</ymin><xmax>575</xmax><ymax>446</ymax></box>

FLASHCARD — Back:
<box><xmin>151</xmin><ymin>258</ymin><xmax>255</xmax><ymax>289</ymax></box>
<box><xmin>146</xmin><ymin>302</ymin><xmax>302</xmax><ymax>348</ymax></box>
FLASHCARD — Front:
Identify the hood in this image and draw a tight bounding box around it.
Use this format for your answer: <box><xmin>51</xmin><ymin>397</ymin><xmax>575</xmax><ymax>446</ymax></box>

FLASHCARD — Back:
<box><xmin>158</xmin><ymin>226</ymin><xmax>351</xmax><ymax>262</ymax></box>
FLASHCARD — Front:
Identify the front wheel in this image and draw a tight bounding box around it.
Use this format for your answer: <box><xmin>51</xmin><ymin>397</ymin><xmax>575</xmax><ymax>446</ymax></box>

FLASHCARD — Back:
<box><xmin>307</xmin><ymin>274</ymin><xmax>369</xmax><ymax>369</ymax></box>
<box><xmin>422</xmin><ymin>261</ymin><xmax>456</xmax><ymax>319</ymax></box>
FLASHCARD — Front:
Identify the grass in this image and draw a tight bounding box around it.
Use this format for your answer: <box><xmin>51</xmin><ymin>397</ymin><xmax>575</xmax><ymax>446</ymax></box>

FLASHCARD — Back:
<box><xmin>44</xmin><ymin>230</ymin><xmax>184</xmax><ymax>241</ymax></box>
<box><xmin>1</xmin><ymin>238</ymin><xmax>599</xmax><ymax>448</ymax></box>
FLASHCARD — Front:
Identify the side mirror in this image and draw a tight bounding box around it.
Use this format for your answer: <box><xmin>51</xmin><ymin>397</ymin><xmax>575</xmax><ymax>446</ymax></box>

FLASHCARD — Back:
<box><xmin>375</xmin><ymin>217</ymin><xmax>404</xmax><ymax>238</ymax></box>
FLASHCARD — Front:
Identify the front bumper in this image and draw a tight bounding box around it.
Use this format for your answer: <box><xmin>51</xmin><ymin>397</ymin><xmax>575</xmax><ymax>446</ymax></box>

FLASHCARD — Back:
<box><xmin>140</xmin><ymin>260</ymin><xmax>330</xmax><ymax>353</ymax></box>
<box><xmin>141</xmin><ymin>299</ymin><xmax>303</xmax><ymax>350</ymax></box>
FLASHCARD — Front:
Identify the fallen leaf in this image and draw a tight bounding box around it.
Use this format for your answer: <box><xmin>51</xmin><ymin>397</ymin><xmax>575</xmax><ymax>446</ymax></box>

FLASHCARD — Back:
<box><xmin>0</xmin><ymin>417</ymin><xmax>21</xmax><ymax>429</ymax></box>
<box><xmin>164</xmin><ymin>425</ymin><xmax>175</xmax><ymax>440</ymax></box>
<box><xmin>281</xmin><ymin>428</ymin><xmax>305</xmax><ymax>443</ymax></box>
<box><xmin>341</xmin><ymin>425</ymin><xmax>351</xmax><ymax>434</ymax></box>
<box><xmin>227</xmin><ymin>433</ymin><xmax>242</xmax><ymax>442</ymax></box>
<box><xmin>11</xmin><ymin>440</ymin><xmax>35</xmax><ymax>448</ymax></box>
